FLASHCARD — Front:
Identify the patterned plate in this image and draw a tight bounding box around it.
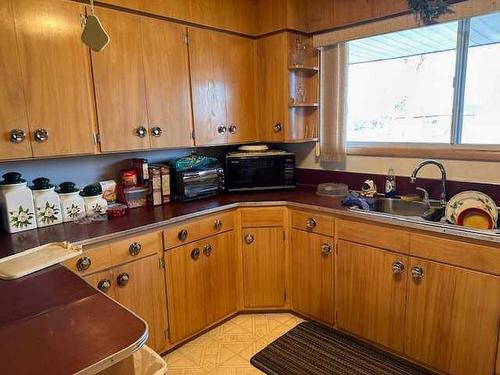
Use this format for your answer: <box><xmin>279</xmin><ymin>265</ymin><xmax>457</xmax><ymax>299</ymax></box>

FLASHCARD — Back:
<box><xmin>446</xmin><ymin>191</ymin><xmax>498</xmax><ymax>229</ymax></box>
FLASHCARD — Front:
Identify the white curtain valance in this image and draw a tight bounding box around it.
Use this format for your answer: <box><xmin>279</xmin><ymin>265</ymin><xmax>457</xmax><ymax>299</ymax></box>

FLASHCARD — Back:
<box><xmin>314</xmin><ymin>0</ymin><xmax>500</xmax><ymax>47</ymax></box>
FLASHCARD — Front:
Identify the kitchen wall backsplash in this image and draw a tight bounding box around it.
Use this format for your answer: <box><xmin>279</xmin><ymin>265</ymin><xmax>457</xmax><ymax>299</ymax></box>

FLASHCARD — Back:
<box><xmin>0</xmin><ymin>147</ymin><xmax>228</xmax><ymax>188</ymax></box>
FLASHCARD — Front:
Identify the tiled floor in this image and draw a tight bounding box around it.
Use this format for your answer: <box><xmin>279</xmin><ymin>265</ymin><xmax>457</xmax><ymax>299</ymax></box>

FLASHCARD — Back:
<box><xmin>163</xmin><ymin>313</ymin><xmax>305</xmax><ymax>374</ymax></box>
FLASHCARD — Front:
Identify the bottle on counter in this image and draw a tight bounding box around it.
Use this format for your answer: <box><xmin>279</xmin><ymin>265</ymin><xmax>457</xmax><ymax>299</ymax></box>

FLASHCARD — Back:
<box><xmin>32</xmin><ymin>177</ymin><xmax>63</xmax><ymax>228</ymax></box>
<box><xmin>58</xmin><ymin>182</ymin><xmax>85</xmax><ymax>222</ymax></box>
<box><xmin>0</xmin><ymin>172</ymin><xmax>37</xmax><ymax>233</ymax></box>
<box><xmin>385</xmin><ymin>168</ymin><xmax>397</xmax><ymax>198</ymax></box>
<box><xmin>80</xmin><ymin>183</ymin><xmax>108</xmax><ymax>215</ymax></box>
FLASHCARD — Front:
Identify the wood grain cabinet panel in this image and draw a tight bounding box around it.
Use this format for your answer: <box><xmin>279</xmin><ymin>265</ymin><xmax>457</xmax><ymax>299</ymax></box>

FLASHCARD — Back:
<box><xmin>291</xmin><ymin>210</ymin><xmax>334</xmax><ymax>236</ymax></box>
<box><xmin>188</xmin><ymin>28</ymin><xmax>256</xmax><ymax>146</ymax></box>
<box><xmin>113</xmin><ymin>254</ymin><xmax>169</xmax><ymax>352</ymax></box>
<box><xmin>336</xmin><ymin>240</ymin><xmax>408</xmax><ymax>353</ymax></box>
<box><xmin>240</xmin><ymin>207</ymin><xmax>284</xmax><ymax>228</ymax></box>
<box><xmin>141</xmin><ymin>19</ymin><xmax>193</xmax><ymax>149</ymax></box>
<box><xmin>291</xmin><ymin>229</ymin><xmax>334</xmax><ymax>325</ymax></box>
<box><xmin>90</xmin><ymin>7</ymin><xmax>149</xmax><ymax>152</ymax></box>
<box><xmin>13</xmin><ymin>0</ymin><xmax>96</xmax><ymax>157</ymax></box>
<box><xmin>404</xmin><ymin>258</ymin><xmax>500</xmax><ymax>375</ymax></box>
<box><xmin>0</xmin><ymin>0</ymin><xmax>31</xmax><ymax>160</ymax></box>
<box><xmin>242</xmin><ymin>227</ymin><xmax>286</xmax><ymax>308</ymax></box>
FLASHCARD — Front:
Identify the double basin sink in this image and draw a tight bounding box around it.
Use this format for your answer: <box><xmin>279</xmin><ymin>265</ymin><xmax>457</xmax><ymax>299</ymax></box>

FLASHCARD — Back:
<box><xmin>371</xmin><ymin>198</ymin><xmax>444</xmax><ymax>222</ymax></box>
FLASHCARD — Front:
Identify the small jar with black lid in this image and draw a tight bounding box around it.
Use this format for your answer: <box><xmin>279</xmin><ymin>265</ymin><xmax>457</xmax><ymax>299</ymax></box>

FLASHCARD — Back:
<box><xmin>80</xmin><ymin>183</ymin><xmax>108</xmax><ymax>215</ymax></box>
<box><xmin>58</xmin><ymin>182</ymin><xmax>85</xmax><ymax>222</ymax></box>
<box><xmin>0</xmin><ymin>172</ymin><xmax>37</xmax><ymax>233</ymax></box>
<box><xmin>31</xmin><ymin>177</ymin><xmax>62</xmax><ymax>227</ymax></box>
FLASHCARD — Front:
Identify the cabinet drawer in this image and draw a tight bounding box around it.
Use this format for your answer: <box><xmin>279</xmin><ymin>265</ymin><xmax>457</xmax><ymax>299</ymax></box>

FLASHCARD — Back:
<box><xmin>337</xmin><ymin>219</ymin><xmax>409</xmax><ymax>254</ymax></box>
<box><xmin>291</xmin><ymin>210</ymin><xmax>334</xmax><ymax>236</ymax></box>
<box><xmin>410</xmin><ymin>233</ymin><xmax>500</xmax><ymax>276</ymax></box>
<box><xmin>240</xmin><ymin>207</ymin><xmax>284</xmax><ymax>227</ymax></box>
<box><xmin>110</xmin><ymin>231</ymin><xmax>162</xmax><ymax>265</ymax></box>
<box><xmin>64</xmin><ymin>244</ymin><xmax>112</xmax><ymax>276</ymax></box>
<box><xmin>164</xmin><ymin>211</ymin><xmax>234</xmax><ymax>249</ymax></box>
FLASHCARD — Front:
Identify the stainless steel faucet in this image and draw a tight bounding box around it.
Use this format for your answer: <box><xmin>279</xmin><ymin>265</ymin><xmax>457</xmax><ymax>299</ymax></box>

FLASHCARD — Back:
<box><xmin>410</xmin><ymin>160</ymin><xmax>447</xmax><ymax>205</ymax></box>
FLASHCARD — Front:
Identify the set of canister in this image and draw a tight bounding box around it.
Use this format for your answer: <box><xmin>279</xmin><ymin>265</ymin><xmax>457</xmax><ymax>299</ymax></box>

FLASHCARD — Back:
<box><xmin>0</xmin><ymin>172</ymin><xmax>107</xmax><ymax>233</ymax></box>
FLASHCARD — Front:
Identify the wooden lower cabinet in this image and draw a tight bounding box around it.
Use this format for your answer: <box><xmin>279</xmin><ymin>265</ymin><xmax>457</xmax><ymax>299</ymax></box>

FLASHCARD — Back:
<box><xmin>83</xmin><ymin>254</ymin><xmax>168</xmax><ymax>352</ymax></box>
<box><xmin>336</xmin><ymin>240</ymin><xmax>408</xmax><ymax>353</ymax></box>
<box><xmin>242</xmin><ymin>227</ymin><xmax>286</xmax><ymax>308</ymax></box>
<box><xmin>165</xmin><ymin>231</ymin><xmax>237</xmax><ymax>343</ymax></box>
<box><xmin>291</xmin><ymin>229</ymin><xmax>334</xmax><ymax>325</ymax></box>
<box><xmin>404</xmin><ymin>258</ymin><xmax>500</xmax><ymax>375</ymax></box>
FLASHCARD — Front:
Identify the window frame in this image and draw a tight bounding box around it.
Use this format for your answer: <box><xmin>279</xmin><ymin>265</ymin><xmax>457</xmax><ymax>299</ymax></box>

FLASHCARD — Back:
<box><xmin>345</xmin><ymin>17</ymin><xmax>500</xmax><ymax>161</ymax></box>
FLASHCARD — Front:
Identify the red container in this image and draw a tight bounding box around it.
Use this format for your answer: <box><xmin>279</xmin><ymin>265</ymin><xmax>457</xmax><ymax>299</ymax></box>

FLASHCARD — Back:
<box><xmin>121</xmin><ymin>169</ymin><xmax>137</xmax><ymax>187</ymax></box>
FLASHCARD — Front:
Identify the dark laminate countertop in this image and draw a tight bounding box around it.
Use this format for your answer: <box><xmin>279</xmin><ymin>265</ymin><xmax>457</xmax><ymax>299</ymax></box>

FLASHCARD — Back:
<box><xmin>0</xmin><ymin>265</ymin><xmax>147</xmax><ymax>375</ymax></box>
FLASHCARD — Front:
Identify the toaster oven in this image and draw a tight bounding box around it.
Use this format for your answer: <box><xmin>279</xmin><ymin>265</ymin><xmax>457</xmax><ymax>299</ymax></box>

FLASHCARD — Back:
<box><xmin>171</xmin><ymin>167</ymin><xmax>225</xmax><ymax>201</ymax></box>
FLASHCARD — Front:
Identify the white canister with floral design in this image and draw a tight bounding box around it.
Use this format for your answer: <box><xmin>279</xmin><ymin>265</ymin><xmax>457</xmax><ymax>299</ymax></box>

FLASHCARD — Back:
<box><xmin>81</xmin><ymin>183</ymin><xmax>108</xmax><ymax>215</ymax></box>
<box><xmin>31</xmin><ymin>177</ymin><xmax>63</xmax><ymax>228</ymax></box>
<box><xmin>57</xmin><ymin>182</ymin><xmax>85</xmax><ymax>222</ymax></box>
<box><xmin>0</xmin><ymin>172</ymin><xmax>37</xmax><ymax>233</ymax></box>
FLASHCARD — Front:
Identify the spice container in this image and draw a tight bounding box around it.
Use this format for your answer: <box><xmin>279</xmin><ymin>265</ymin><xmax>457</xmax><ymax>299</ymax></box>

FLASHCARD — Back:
<box><xmin>132</xmin><ymin>158</ymin><xmax>149</xmax><ymax>184</ymax></box>
<box><xmin>118</xmin><ymin>185</ymin><xmax>148</xmax><ymax>208</ymax></box>
<box><xmin>58</xmin><ymin>181</ymin><xmax>85</xmax><ymax>222</ymax></box>
<box><xmin>159</xmin><ymin>165</ymin><xmax>171</xmax><ymax>204</ymax></box>
<box><xmin>80</xmin><ymin>183</ymin><xmax>108</xmax><ymax>215</ymax></box>
<box><xmin>31</xmin><ymin>177</ymin><xmax>63</xmax><ymax>228</ymax></box>
<box><xmin>149</xmin><ymin>166</ymin><xmax>162</xmax><ymax>206</ymax></box>
<box><xmin>0</xmin><ymin>172</ymin><xmax>37</xmax><ymax>233</ymax></box>
<box><xmin>121</xmin><ymin>169</ymin><xmax>137</xmax><ymax>187</ymax></box>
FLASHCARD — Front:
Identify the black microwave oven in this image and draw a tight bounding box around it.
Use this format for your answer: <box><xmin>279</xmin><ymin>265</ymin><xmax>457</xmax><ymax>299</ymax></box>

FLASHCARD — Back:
<box><xmin>225</xmin><ymin>151</ymin><xmax>295</xmax><ymax>192</ymax></box>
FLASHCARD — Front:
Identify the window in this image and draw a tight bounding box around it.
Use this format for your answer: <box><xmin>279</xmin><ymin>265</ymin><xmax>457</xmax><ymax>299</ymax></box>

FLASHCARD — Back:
<box><xmin>346</xmin><ymin>11</ymin><xmax>500</xmax><ymax>147</ymax></box>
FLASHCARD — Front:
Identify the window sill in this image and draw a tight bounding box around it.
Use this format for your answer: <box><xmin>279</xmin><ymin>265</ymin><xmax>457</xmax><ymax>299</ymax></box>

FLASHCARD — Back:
<box><xmin>347</xmin><ymin>143</ymin><xmax>500</xmax><ymax>162</ymax></box>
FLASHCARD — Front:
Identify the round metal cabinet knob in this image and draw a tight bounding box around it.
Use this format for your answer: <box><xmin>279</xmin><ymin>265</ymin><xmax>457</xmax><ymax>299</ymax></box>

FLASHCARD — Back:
<box><xmin>217</xmin><ymin>125</ymin><xmax>227</xmax><ymax>135</ymax></box>
<box><xmin>76</xmin><ymin>256</ymin><xmax>91</xmax><ymax>272</ymax></box>
<box><xmin>228</xmin><ymin>125</ymin><xmax>237</xmax><ymax>134</ymax></box>
<box><xmin>178</xmin><ymin>229</ymin><xmax>188</xmax><ymax>242</ymax></box>
<box><xmin>214</xmin><ymin>219</ymin><xmax>223</xmax><ymax>231</ymax></box>
<box><xmin>411</xmin><ymin>266</ymin><xmax>424</xmax><ymax>279</ymax></box>
<box><xmin>191</xmin><ymin>248</ymin><xmax>200</xmax><ymax>260</ymax></box>
<box><xmin>244</xmin><ymin>234</ymin><xmax>254</xmax><ymax>245</ymax></box>
<box><xmin>150</xmin><ymin>127</ymin><xmax>162</xmax><ymax>137</ymax></box>
<box><xmin>321</xmin><ymin>243</ymin><xmax>332</xmax><ymax>255</ymax></box>
<box><xmin>129</xmin><ymin>242</ymin><xmax>142</xmax><ymax>256</ymax></box>
<box><xmin>9</xmin><ymin>128</ymin><xmax>26</xmax><ymax>144</ymax></box>
<box><xmin>306</xmin><ymin>218</ymin><xmax>317</xmax><ymax>231</ymax></box>
<box><xmin>203</xmin><ymin>244</ymin><xmax>212</xmax><ymax>256</ymax></box>
<box><xmin>392</xmin><ymin>261</ymin><xmax>405</xmax><ymax>274</ymax></box>
<box><xmin>273</xmin><ymin>123</ymin><xmax>283</xmax><ymax>133</ymax></box>
<box><xmin>33</xmin><ymin>128</ymin><xmax>49</xmax><ymax>143</ymax></box>
<box><xmin>97</xmin><ymin>279</ymin><xmax>112</xmax><ymax>293</ymax></box>
<box><xmin>135</xmin><ymin>126</ymin><xmax>147</xmax><ymax>138</ymax></box>
<box><xmin>117</xmin><ymin>272</ymin><xmax>130</xmax><ymax>287</ymax></box>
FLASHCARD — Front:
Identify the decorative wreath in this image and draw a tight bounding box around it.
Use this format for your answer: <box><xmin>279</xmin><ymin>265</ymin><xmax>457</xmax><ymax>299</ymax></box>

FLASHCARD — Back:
<box><xmin>407</xmin><ymin>0</ymin><xmax>454</xmax><ymax>24</ymax></box>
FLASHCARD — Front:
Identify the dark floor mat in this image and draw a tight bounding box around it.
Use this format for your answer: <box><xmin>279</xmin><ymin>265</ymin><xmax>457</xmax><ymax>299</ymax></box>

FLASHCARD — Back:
<box><xmin>251</xmin><ymin>321</ymin><xmax>434</xmax><ymax>375</ymax></box>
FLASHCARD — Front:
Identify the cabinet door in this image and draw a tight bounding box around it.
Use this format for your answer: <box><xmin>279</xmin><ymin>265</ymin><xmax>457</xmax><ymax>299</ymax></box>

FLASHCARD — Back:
<box><xmin>242</xmin><ymin>227</ymin><xmax>286</xmax><ymax>308</ymax></box>
<box><xmin>91</xmin><ymin>7</ymin><xmax>150</xmax><ymax>152</ymax></box>
<box><xmin>0</xmin><ymin>0</ymin><xmax>31</xmax><ymax>160</ymax></box>
<box><xmin>256</xmin><ymin>33</ymin><xmax>287</xmax><ymax>142</ymax></box>
<box><xmin>405</xmin><ymin>258</ymin><xmax>500</xmax><ymax>375</ymax></box>
<box><xmin>141</xmin><ymin>19</ymin><xmax>193</xmax><ymax>149</ymax></box>
<box><xmin>165</xmin><ymin>241</ymin><xmax>208</xmax><ymax>343</ymax></box>
<box><xmin>205</xmin><ymin>232</ymin><xmax>237</xmax><ymax>323</ymax></box>
<box><xmin>13</xmin><ymin>0</ymin><xmax>96</xmax><ymax>157</ymax></box>
<box><xmin>336</xmin><ymin>240</ymin><xmax>408</xmax><ymax>353</ymax></box>
<box><xmin>225</xmin><ymin>36</ymin><xmax>256</xmax><ymax>144</ymax></box>
<box><xmin>291</xmin><ymin>230</ymin><xmax>334</xmax><ymax>325</ymax></box>
<box><xmin>83</xmin><ymin>269</ymin><xmax>116</xmax><ymax>300</ymax></box>
<box><xmin>113</xmin><ymin>254</ymin><xmax>168</xmax><ymax>352</ymax></box>
<box><xmin>188</xmin><ymin>28</ymin><xmax>228</xmax><ymax>146</ymax></box>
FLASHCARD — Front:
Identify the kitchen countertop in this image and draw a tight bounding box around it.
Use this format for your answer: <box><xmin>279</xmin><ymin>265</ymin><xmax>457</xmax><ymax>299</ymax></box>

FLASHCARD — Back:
<box><xmin>1</xmin><ymin>186</ymin><xmax>499</xmax><ymax>258</ymax></box>
<box><xmin>0</xmin><ymin>265</ymin><xmax>148</xmax><ymax>375</ymax></box>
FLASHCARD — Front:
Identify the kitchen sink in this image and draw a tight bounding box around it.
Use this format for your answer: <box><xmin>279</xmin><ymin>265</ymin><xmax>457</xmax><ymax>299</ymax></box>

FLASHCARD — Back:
<box><xmin>370</xmin><ymin>198</ymin><xmax>444</xmax><ymax>222</ymax></box>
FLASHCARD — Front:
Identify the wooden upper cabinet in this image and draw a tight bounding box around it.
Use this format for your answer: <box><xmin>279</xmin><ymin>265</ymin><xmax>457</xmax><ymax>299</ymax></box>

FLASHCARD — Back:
<box><xmin>141</xmin><ymin>19</ymin><xmax>193</xmax><ymax>149</ymax></box>
<box><xmin>404</xmin><ymin>258</ymin><xmax>500</xmax><ymax>375</ymax></box>
<box><xmin>11</xmin><ymin>0</ymin><xmax>96</xmax><ymax>158</ymax></box>
<box><xmin>0</xmin><ymin>0</ymin><xmax>31</xmax><ymax>160</ymax></box>
<box><xmin>336</xmin><ymin>240</ymin><xmax>408</xmax><ymax>353</ymax></box>
<box><xmin>91</xmin><ymin>7</ymin><xmax>149</xmax><ymax>152</ymax></box>
<box><xmin>188</xmin><ymin>28</ymin><xmax>256</xmax><ymax>146</ymax></box>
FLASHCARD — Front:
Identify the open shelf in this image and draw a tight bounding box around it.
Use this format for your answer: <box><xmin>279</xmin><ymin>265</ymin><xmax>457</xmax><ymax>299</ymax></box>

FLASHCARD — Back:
<box><xmin>288</xmin><ymin>103</ymin><xmax>319</xmax><ymax>108</ymax></box>
<box><xmin>288</xmin><ymin>64</ymin><xmax>319</xmax><ymax>72</ymax></box>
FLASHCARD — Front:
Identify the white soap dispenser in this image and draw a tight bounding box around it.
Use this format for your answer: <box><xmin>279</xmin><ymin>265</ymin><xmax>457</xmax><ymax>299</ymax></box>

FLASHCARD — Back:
<box><xmin>0</xmin><ymin>172</ymin><xmax>37</xmax><ymax>233</ymax></box>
